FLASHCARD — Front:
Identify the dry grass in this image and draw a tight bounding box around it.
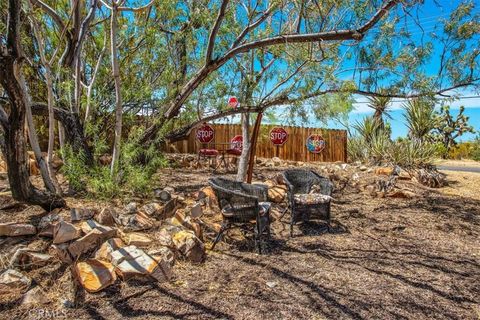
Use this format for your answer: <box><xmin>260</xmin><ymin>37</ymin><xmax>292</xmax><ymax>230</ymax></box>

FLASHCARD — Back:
<box><xmin>0</xmin><ymin>165</ymin><xmax>479</xmax><ymax>319</ymax></box>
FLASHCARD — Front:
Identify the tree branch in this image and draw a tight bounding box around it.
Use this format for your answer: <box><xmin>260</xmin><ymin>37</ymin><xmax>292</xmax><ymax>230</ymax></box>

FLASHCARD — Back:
<box><xmin>206</xmin><ymin>0</ymin><xmax>229</xmax><ymax>64</ymax></box>
<box><xmin>30</xmin><ymin>0</ymin><xmax>66</xmax><ymax>31</ymax></box>
<box><xmin>118</xmin><ymin>0</ymin><xmax>154</xmax><ymax>12</ymax></box>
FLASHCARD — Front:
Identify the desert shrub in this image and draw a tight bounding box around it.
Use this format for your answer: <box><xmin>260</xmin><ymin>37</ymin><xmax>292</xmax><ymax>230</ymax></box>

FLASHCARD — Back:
<box><xmin>348</xmin><ymin>116</ymin><xmax>437</xmax><ymax>168</ymax></box>
<box><xmin>60</xmin><ymin>126</ymin><xmax>167</xmax><ymax>199</ymax></box>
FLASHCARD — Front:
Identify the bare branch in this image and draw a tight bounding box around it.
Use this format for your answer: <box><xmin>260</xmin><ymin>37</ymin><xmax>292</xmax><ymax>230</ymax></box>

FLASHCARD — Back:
<box><xmin>206</xmin><ymin>0</ymin><xmax>229</xmax><ymax>64</ymax></box>
<box><xmin>231</xmin><ymin>5</ymin><xmax>275</xmax><ymax>49</ymax></box>
<box><xmin>118</xmin><ymin>0</ymin><xmax>154</xmax><ymax>12</ymax></box>
<box><xmin>30</xmin><ymin>0</ymin><xmax>66</xmax><ymax>31</ymax></box>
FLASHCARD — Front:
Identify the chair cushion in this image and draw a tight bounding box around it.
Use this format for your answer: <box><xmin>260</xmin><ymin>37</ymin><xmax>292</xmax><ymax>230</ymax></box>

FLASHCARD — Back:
<box><xmin>294</xmin><ymin>193</ymin><xmax>331</xmax><ymax>205</ymax></box>
<box><xmin>226</xmin><ymin>148</ymin><xmax>242</xmax><ymax>156</ymax></box>
<box><xmin>221</xmin><ymin>202</ymin><xmax>271</xmax><ymax>218</ymax></box>
<box><xmin>199</xmin><ymin>148</ymin><xmax>219</xmax><ymax>156</ymax></box>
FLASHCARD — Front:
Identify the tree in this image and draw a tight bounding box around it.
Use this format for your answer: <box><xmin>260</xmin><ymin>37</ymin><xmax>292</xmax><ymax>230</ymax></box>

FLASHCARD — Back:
<box><xmin>0</xmin><ymin>0</ymin><xmax>64</xmax><ymax>209</ymax></box>
<box><xmin>434</xmin><ymin>105</ymin><xmax>475</xmax><ymax>152</ymax></box>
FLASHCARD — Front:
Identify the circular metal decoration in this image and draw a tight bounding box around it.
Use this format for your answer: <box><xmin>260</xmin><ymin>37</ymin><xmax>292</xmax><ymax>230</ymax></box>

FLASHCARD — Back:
<box><xmin>228</xmin><ymin>96</ymin><xmax>239</xmax><ymax>108</ymax></box>
<box><xmin>196</xmin><ymin>124</ymin><xmax>215</xmax><ymax>143</ymax></box>
<box><xmin>230</xmin><ymin>135</ymin><xmax>243</xmax><ymax>152</ymax></box>
<box><xmin>270</xmin><ymin>127</ymin><xmax>288</xmax><ymax>146</ymax></box>
<box><xmin>306</xmin><ymin>134</ymin><xmax>326</xmax><ymax>153</ymax></box>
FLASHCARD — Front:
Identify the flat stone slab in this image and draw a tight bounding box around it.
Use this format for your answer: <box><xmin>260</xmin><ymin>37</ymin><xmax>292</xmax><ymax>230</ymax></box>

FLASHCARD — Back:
<box><xmin>74</xmin><ymin>259</ymin><xmax>116</xmax><ymax>293</ymax></box>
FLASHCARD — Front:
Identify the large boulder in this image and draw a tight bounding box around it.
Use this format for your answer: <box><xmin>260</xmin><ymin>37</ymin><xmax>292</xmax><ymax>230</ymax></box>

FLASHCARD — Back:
<box><xmin>0</xmin><ymin>223</ymin><xmax>36</xmax><ymax>237</ymax></box>
<box><xmin>74</xmin><ymin>259</ymin><xmax>117</xmax><ymax>293</ymax></box>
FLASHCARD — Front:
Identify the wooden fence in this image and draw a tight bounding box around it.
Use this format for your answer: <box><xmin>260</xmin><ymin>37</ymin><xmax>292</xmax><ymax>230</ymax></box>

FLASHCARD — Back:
<box><xmin>165</xmin><ymin>123</ymin><xmax>347</xmax><ymax>163</ymax></box>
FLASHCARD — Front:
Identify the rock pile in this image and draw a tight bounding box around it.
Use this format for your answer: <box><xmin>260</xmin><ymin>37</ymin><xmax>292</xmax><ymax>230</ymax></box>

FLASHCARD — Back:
<box><xmin>0</xmin><ymin>186</ymin><xmax>209</xmax><ymax>300</ymax></box>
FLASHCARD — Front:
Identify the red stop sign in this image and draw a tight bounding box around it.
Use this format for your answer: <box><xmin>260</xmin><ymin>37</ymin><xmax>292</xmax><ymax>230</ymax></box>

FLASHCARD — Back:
<box><xmin>196</xmin><ymin>124</ymin><xmax>215</xmax><ymax>143</ymax></box>
<box><xmin>228</xmin><ymin>96</ymin><xmax>239</xmax><ymax>108</ymax></box>
<box><xmin>230</xmin><ymin>135</ymin><xmax>243</xmax><ymax>152</ymax></box>
<box><xmin>270</xmin><ymin>127</ymin><xmax>288</xmax><ymax>145</ymax></box>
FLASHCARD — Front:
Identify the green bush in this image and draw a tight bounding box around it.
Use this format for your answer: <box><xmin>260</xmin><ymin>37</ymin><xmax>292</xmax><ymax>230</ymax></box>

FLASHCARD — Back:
<box><xmin>60</xmin><ymin>126</ymin><xmax>167</xmax><ymax>199</ymax></box>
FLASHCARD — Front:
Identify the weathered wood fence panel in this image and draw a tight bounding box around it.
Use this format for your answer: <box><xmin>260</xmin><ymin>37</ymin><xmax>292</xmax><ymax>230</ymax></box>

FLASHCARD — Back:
<box><xmin>165</xmin><ymin>124</ymin><xmax>347</xmax><ymax>163</ymax></box>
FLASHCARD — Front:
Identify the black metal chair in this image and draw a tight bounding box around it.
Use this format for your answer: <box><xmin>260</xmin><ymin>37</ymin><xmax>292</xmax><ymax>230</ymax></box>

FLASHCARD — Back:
<box><xmin>208</xmin><ymin>177</ymin><xmax>271</xmax><ymax>253</ymax></box>
<box><xmin>283</xmin><ymin>169</ymin><xmax>333</xmax><ymax>236</ymax></box>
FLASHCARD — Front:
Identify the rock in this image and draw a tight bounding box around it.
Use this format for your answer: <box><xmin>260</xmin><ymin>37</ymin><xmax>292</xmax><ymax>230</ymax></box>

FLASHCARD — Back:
<box><xmin>172</xmin><ymin>230</ymin><xmax>205</xmax><ymax>264</ymax></box>
<box><xmin>38</xmin><ymin>212</ymin><xmax>63</xmax><ymax>237</ymax></box>
<box><xmin>272</xmin><ymin>157</ymin><xmax>282</xmax><ymax>166</ymax></box>
<box><xmin>95</xmin><ymin>238</ymin><xmax>125</xmax><ymax>261</ymax></box>
<box><xmin>68</xmin><ymin>227</ymin><xmax>117</xmax><ymax>259</ymax></box>
<box><xmin>121</xmin><ymin>232</ymin><xmax>152</xmax><ymax>247</ymax></box>
<box><xmin>190</xmin><ymin>203</ymin><xmax>203</xmax><ymax>218</ymax></box>
<box><xmin>154</xmin><ymin>189</ymin><xmax>172</xmax><ymax>202</ymax></box>
<box><xmin>125</xmin><ymin>202</ymin><xmax>138</xmax><ymax>214</ymax></box>
<box><xmin>0</xmin><ymin>223</ymin><xmax>36</xmax><ymax>237</ymax></box>
<box><xmin>359</xmin><ymin>165</ymin><xmax>368</xmax><ymax>171</ymax></box>
<box><xmin>79</xmin><ymin>219</ymin><xmax>114</xmax><ymax>234</ymax></box>
<box><xmin>95</xmin><ymin>207</ymin><xmax>118</xmax><ymax>226</ymax></box>
<box><xmin>128</xmin><ymin>212</ymin><xmax>155</xmax><ymax>231</ymax></box>
<box><xmin>21</xmin><ymin>286</ymin><xmax>50</xmax><ymax>305</ymax></box>
<box><xmin>10</xmin><ymin>248</ymin><xmax>52</xmax><ymax>269</ymax></box>
<box><xmin>387</xmin><ymin>189</ymin><xmax>416</xmax><ymax>199</ymax></box>
<box><xmin>170</xmin><ymin>211</ymin><xmax>203</xmax><ymax>239</ymax></box>
<box><xmin>53</xmin><ymin>221</ymin><xmax>82</xmax><ymax>244</ymax></box>
<box><xmin>155</xmin><ymin>228</ymin><xmax>175</xmax><ymax>248</ymax></box>
<box><xmin>70</xmin><ymin>208</ymin><xmax>95</xmax><ymax>222</ymax></box>
<box><xmin>197</xmin><ymin>186</ymin><xmax>217</xmax><ymax>207</ymax></box>
<box><xmin>0</xmin><ymin>269</ymin><xmax>31</xmax><ymax>294</ymax></box>
<box><xmin>161</xmin><ymin>198</ymin><xmax>178</xmax><ymax>219</ymax></box>
<box><xmin>140</xmin><ymin>202</ymin><xmax>164</xmax><ymax>216</ymax></box>
<box><xmin>375</xmin><ymin>167</ymin><xmax>394</xmax><ymax>176</ymax></box>
<box><xmin>164</xmin><ymin>186</ymin><xmax>175</xmax><ymax>194</ymax></box>
<box><xmin>148</xmin><ymin>247</ymin><xmax>176</xmax><ymax>268</ymax></box>
<box><xmin>268</xmin><ymin>186</ymin><xmax>286</xmax><ymax>203</ymax></box>
<box><xmin>266</xmin><ymin>281</ymin><xmax>277</xmax><ymax>288</ymax></box>
<box><xmin>99</xmin><ymin>154</ymin><xmax>112</xmax><ymax>166</ymax></box>
<box><xmin>398</xmin><ymin>170</ymin><xmax>412</xmax><ymax>180</ymax></box>
<box><xmin>111</xmin><ymin>245</ymin><xmax>171</xmax><ymax>282</ymax></box>
<box><xmin>74</xmin><ymin>259</ymin><xmax>116</xmax><ymax>293</ymax></box>
<box><xmin>50</xmin><ymin>243</ymin><xmax>73</xmax><ymax>264</ymax></box>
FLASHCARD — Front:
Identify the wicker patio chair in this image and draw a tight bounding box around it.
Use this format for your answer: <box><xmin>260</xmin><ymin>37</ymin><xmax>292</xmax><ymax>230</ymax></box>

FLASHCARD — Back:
<box><xmin>208</xmin><ymin>177</ymin><xmax>271</xmax><ymax>253</ymax></box>
<box><xmin>283</xmin><ymin>169</ymin><xmax>334</xmax><ymax>236</ymax></box>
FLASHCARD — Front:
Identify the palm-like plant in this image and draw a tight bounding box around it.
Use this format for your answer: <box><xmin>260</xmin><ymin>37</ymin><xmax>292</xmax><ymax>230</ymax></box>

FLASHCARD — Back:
<box><xmin>403</xmin><ymin>98</ymin><xmax>437</xmax><ymax>141</ymax></box>
<box><xmin>367</xmin><ymin>95</ymin><xmax>392</xmax><ymax>128</ymax></box>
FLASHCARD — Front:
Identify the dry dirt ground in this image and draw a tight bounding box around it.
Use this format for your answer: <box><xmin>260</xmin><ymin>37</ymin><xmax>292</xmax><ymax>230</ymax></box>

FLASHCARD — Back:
<box><xmin>0</xmin><ymin>165</ymin><xmax>479</xmax><ymax>320</ymax></box>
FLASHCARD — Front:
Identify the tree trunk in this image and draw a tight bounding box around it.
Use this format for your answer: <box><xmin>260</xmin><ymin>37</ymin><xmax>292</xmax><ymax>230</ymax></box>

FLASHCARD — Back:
<box><xmin>0</xmin><ymin>0</ymin><xmax>65</xmax><ymax>210</ymax></box>
<box><xmin>236</xmin><ymin>112</ymin><xmax>250</xmax><ymax>181</ymax></box>
<box><xmin>110</xmin><ymin>5</ymin><xmax>123</xmax><ymax>174</ymax></box>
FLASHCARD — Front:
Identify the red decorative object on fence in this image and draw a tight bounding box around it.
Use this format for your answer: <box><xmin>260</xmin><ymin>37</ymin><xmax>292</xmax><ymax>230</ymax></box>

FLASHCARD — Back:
<box><xmin>196</xmin><ymin>124</ymin><xmax>215</xmax><ymax>143</ymax></box>
<box><xmin>230</xmin><ymin>135</ymin><xmax>243</xmax><ymax>152</ymax></box>
<box><xmin>270</xmin><ymin>127</ymin><xmax>288</xmax><ymax>146</ymax></box>
<box><xmin>228</xmin><ymin>96</ymin><xmax>239</xmax><ymax>108</ymax></box>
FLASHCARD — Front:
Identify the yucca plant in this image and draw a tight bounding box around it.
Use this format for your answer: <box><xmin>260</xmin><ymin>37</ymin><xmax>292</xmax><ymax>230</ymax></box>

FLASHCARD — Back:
<box><xmin>403</xmin><ymin>98</ymin><xmax>437</xmax><ymax>141</ymax></box>
<box><xmin>367</xmin><ymin>94</ymin><xmax>392</xmax><ymax>128</ymax></box>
